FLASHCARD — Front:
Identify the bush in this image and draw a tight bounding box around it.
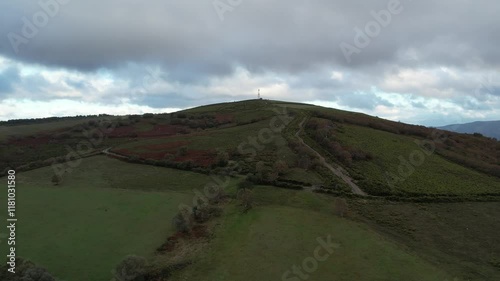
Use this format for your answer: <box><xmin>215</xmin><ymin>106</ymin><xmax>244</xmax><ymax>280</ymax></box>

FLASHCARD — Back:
<box><xmin>0</xmin><ymin>258</ymin><xmax>56</xmax><ymax>281</ymax></box>
<box><xmin>113</xmin><ymin>255</ymin><xmax>148</xmax><ymax>281</ymax></box>
<box><xmin>172</xmin><ymin>211</ymin><xmax>193</xmax><ymax>233</ymax></box>
<box><xmin>193</xmin><ymin>205</ymin><xmax>222</xmax><ymax>223</ymax></box>
<box><xmin>51</xmin><ymin>174</ymin><xmax>62</xmax><ymax>186</ymax></box>
<box><xmin>128</xmin><ymin>156</ymin><xmax>140</xmax><ymax>163</ymax></box>
<box><xmin>177</xmin><ymin>146</ymin><xmax>188</xmax><ymax>157</ymax></box>
<box><xmin>215</xmin><ymin>150</ymin><xmax>229</xmax><ymax>167</ymax></box>
<box><xmin>208</xmin><ymin>185</ymin><xmax>226</xmax><ymax>204</ymax></box>
<box><xmin>273</xmin><ymin>160</ymin><xmax>289</xmax><ymax>175</ymax></box>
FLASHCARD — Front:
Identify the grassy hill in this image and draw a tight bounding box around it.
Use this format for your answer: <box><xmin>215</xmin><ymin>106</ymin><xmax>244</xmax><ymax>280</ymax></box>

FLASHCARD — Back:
<box><xmin>1</xmin><ymin>99</ymin><xmax>499</xmax><ymax>280</ymax></box>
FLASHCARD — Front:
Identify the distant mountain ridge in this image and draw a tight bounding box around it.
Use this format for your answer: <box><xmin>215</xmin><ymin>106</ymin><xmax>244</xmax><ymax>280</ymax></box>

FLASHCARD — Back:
<box><xmin>439</xmin><ymin>120</ymin><xmax>500</xmax><ymax>140</ymax></box>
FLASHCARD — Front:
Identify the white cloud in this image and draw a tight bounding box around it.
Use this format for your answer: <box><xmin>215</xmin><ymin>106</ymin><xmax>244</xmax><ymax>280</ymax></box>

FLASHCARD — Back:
<box><xmin>0</xmin><ymin>99</ymin><xmax>181</xmax><ymax>121</ymax></box>
<box><xmin>1</xmin><ymin>55</ymin><xmax>500</xmax><ymax>126</ymax></box>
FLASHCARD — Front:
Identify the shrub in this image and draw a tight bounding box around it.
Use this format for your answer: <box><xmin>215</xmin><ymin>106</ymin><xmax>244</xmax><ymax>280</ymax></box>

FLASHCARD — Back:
<box><xmin>113</xmin><ymin>255</ymin><xmax>148</xmax><ymax>281</ymax></box>
<box><xmin>177</xmin><ymin>146</ymin><xmax>188</xmax><ymax>157</ymax></box>
<box><xmin>128</xmin><ymin>156</ymin><xmax>140</xmax><ymax>163</ymax></box>
<box><xmin>172</xmin><ymin>211</ymin><xmax>193</xmax><ymax>233</ymax></box>
<box><xmin>22</xmin><ymin>267</ymin><xmax>56</xmax><ymax>281</ymax></box>
<box><xmin>273</xmin><ymin>160</ymin><xmax>289</xmax><ymax>175</ymax></box>
<box><xmin>208</xmin><ymin>185</ymin><xmax>226</xmax><ymax>204</ymax></box>
<box><xmin>193</xmin><ymin>205</ymin><xmax>223</xmax><ymax>223</ymax></box>
<box><xmin>0</xmin><ymin>258</ymin><xmax>56</xmax><ymax>281</ymax></box>
<box><xmin>215</xmin><ymin>150</ymin><xmax>229</xmax><ymax>167</ymax></box>
<box><xmin>51</xmin><ymin>174</ymin><xmax>62</xmax><ymax>186</ymax></box>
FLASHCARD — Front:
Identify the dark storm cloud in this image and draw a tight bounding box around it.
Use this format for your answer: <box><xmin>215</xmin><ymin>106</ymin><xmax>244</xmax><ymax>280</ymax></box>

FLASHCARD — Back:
<box><xmin>1</xmin><ymin>0</ymin><xmax>499</xmax><ymax>80</ymax></box>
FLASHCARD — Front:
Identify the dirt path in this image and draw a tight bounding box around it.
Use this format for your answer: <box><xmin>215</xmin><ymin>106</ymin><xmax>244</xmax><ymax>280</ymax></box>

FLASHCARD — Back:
<box><xmin>295</xmin><ymin>118</ymin><xmax>367</xmax><ymax>196</ymax></box>
<box><xmin>102</xmin><ymin>147</ymin><xmax>129</xmax><ymax>159</ymax></box>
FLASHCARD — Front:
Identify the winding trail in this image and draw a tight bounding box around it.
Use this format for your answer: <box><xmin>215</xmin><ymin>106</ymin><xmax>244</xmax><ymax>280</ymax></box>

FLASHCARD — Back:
<box><xmin>102</xmin><ymin>147</ymin><xmax>128</xmax><ymax>159</ymax></box>
<box><xmin>295</xmin><ymin>118</ymin><xmax>367</xmax><ymax>196</ymax></box>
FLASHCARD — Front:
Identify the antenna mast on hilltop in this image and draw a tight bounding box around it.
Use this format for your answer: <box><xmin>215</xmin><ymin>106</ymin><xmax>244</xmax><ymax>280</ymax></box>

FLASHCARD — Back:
<box><xmin>258</xmin><ymin>89</ymin><xmax>261</xmax><ymax>99</ymax></box>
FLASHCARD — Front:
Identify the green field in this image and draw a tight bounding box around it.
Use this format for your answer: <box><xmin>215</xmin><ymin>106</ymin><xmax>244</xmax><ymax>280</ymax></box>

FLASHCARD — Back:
<box><xmin>351</xmin><ymin>200</ymin><xmax>500</xmax><ymax>280</ymax></box>
<box><xmin>28</xmin><ymin>155</ymin><xmax>215</xmax><ymax>192</ymax></box>
<box><xmin>0</xmin><ymin>156</ymin><xmax>218</xmax><ymax>281</ymax></box>
<box><xmin>172</xmin><ymin>205</ymin><xmax>453</xmax><ymax>281</ymax></box>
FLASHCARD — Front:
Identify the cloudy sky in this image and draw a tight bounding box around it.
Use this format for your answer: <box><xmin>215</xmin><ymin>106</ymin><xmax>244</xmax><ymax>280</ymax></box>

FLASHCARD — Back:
<box><xmin>0</xmin><ymin>0</ymin><xmax>499</xmax><ymax>126</ymax></box>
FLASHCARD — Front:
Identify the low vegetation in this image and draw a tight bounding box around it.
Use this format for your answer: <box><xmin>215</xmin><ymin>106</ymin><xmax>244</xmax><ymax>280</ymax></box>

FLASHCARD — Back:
<box><xmin>1</xmin><ymin>99</ymin><xmax>499</xmax><ymax>280</ymax></box>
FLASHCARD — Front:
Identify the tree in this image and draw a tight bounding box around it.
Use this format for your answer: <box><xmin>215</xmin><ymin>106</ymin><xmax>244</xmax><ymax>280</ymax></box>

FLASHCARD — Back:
<box><xmin>0</xmin><ymin>258</ymin><xmax>55</xmax><ymax>281</ymax></box>
<box><xmin>208</xmin><ymin>185</ymin><xmax>225</xmax><ymax>204</ymax></box>
<box><xmin>51</xmin><ymin>174</ymin><xmax>62</xmax><ymax>186</ymax></box>
<box><xmin>267</xmin><ymin>171</ymin><xmax>279</xmax><ymax>182</ymax></box>
<box><xmin>215</xmin><ymin>150</ymin><xmax>229</xmax><ymax>167</ymax></box>
<box><xmin>113</xmin><ymin>255</ymin><xmax>148</xmax><ymax>281</ymax></box>
<box><xmin>21</xmin><ymin>267</ymin><xmax>56</xmax><ymax>281</ymax></box>
<box><xmin>254</xmin><ymin>161</ymin><xmax>268</xmax><ymax>182</ymax></box>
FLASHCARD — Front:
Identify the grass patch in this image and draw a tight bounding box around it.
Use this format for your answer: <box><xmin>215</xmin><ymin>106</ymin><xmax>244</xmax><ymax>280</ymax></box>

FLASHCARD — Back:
<box><xmin>351</xmin><ymin>200</ymin><xmax>500</xmax><ymax>280</ymax></box>
<box><xmin>16</xmin><ymin>155</ymin><xmax>214</xmax><ymax>193</ymax></box>
<box><xmin>172</xmin><ymin>205</ymin><xmax>453</xmax><ymax>281</ymax></box>
<box><xmin>0</xmin><ymin>156</ymin><xmax>223</xmax><ymax>280</ymax></box>
<box><xmin>0</xmin><ymin>185</ymin><xmax>191</xmax><ymax>281</ymax></box>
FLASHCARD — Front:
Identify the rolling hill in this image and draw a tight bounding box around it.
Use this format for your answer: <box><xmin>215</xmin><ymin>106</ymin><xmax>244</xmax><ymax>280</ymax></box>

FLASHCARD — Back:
<box><xmin>439</xmin><ymin>120</ymin><xmax>500</xmax><ymax>140</ymax></box>
<box><xmin>1</xmin><ymin>99</ymin><xmax>499</xmax><ymax>280</ymax></box>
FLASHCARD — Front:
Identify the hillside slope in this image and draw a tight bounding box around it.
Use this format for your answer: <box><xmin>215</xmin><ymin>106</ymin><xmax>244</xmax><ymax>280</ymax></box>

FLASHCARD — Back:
<box><xmin>2</xmin><ymin>99</ymin><xmax>499</xmax><ymax>198</ymax></box>
<box><xmin>1</xmin><ymin>99</ymin><xmax>500</xmax><ymax>280</ymax></box>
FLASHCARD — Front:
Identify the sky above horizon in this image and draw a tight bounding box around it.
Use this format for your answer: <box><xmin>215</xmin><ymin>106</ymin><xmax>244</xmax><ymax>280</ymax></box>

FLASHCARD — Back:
<box><xmin>0</xmin><ymin>0</ymin><xmax>499</xmax><ymax>126</ymax></box>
